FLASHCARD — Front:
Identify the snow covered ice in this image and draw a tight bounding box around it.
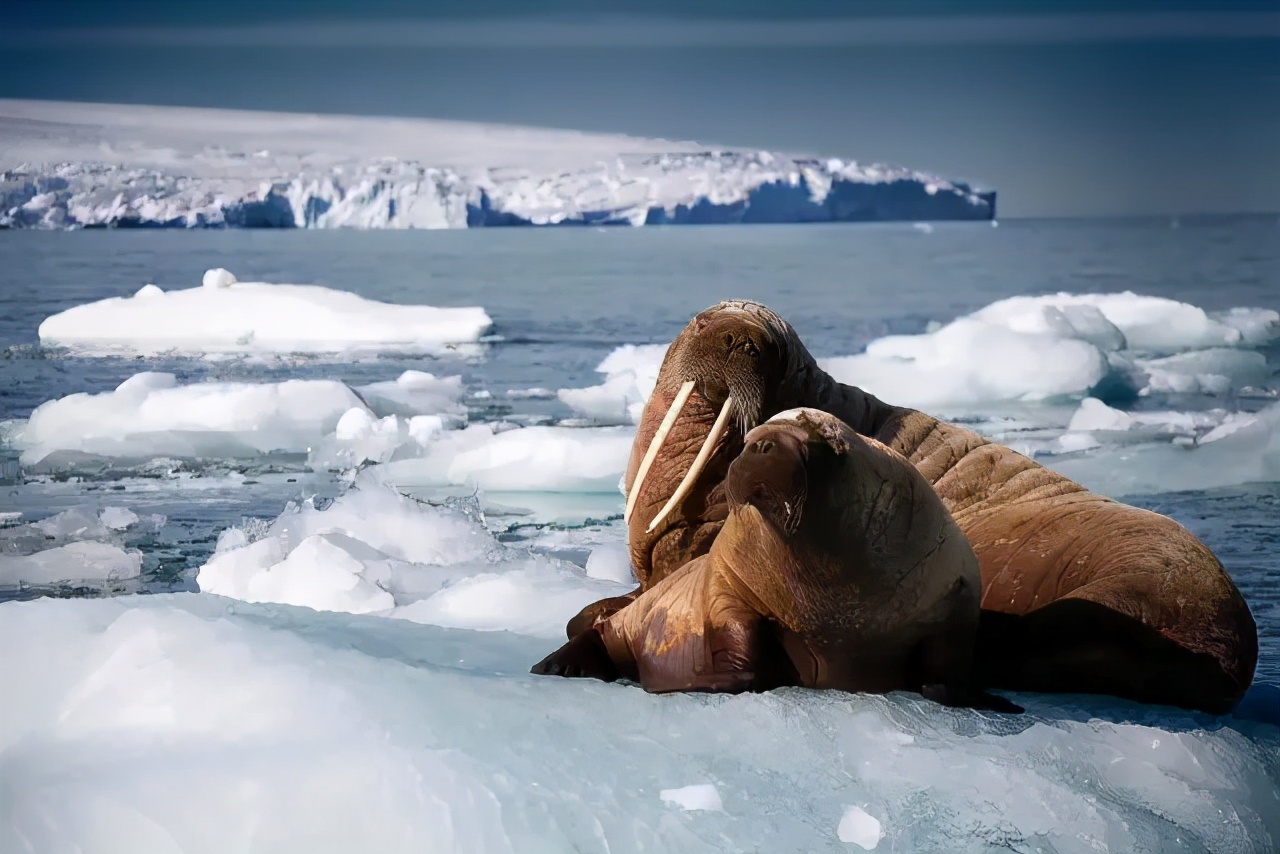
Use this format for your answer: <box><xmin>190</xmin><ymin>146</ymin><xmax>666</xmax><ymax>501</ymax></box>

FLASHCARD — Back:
<box><xmin>0</xmin><ymin>100</ymin><xmax>996</xmax><ymax>230</ymax></box>
<box><xmin>37</xmin><ymin>268</ymin><xmax>492</xmax><ymax>356</ymax></box>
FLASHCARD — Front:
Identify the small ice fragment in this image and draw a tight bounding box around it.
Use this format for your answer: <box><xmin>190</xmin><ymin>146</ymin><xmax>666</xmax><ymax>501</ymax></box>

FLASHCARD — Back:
<box><xmin>584</xmin><ymin>544</ymin><xmax>635</xmax><ymax>584</ymax></box>
<box><xmin>837</xmin><ymin>805</ymin><xmax>883</xmax><ymax>849</ymax></box>
<box><xmin>659</xmin><ymin>783</ymin><xmax>723</xmax><ymax>812</ymax></box>
<box><xmin>1068</xmin><ymin>398</ymin><xmax>1132</xmax><ymax>432</ymax></box>
<box><xmin>202</xmin><ymin>268</ymin><xmax>237</xmax><ymax>289</ymax></box>
<box><xmin>134</xmin><ymin>284</ymin><xmax>164</xmax><ymax>298</ymax></box>
<box><xmin>99</xmin><ymin>506</ymin><xmax>140</xmax><ymax>530</ymax></box>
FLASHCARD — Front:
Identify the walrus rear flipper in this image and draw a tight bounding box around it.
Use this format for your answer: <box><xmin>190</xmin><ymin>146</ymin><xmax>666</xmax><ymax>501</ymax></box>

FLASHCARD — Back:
<box><xmin>975</xmin><ymin>597</ymin><xmax>1250</xmax><ymax>714</ymax></box>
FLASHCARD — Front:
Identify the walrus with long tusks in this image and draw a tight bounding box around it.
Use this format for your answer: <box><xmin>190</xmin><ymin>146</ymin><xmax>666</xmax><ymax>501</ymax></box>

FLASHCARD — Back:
<box><xmin>536</xmin><ymin>408</ymin><xmax>1020</xmax><ymax>712</ymax></box>
<box><xmin>569</xmin><ymin>300</ymin><xmax>1257</xmax><ymax>714</ymax></box>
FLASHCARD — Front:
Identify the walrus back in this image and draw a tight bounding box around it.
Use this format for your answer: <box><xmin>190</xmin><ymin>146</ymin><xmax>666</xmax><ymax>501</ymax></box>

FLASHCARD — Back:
<box><xmin>870</xmin><ymin>404</ymin><xmax>1258</xmax><ymax>711</ymax></box>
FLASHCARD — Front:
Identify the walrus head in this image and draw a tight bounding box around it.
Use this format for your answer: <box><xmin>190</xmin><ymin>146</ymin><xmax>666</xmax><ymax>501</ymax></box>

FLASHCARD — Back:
<box><xmin>625</xmin><ymin>301</ymin><xmax>815</xmax><ymax>536</ymax></box>
<box><xmin>724</xmin><ymin>408</ymin><xmax>851</xmax><ymax>538</ymax></box>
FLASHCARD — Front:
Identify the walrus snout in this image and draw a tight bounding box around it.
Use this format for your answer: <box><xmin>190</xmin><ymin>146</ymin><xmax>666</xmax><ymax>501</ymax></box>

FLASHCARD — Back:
<box><xmin>727</xmin><ymin>429</ymin><xmax>808</xmax><ymax>535</ymax></box>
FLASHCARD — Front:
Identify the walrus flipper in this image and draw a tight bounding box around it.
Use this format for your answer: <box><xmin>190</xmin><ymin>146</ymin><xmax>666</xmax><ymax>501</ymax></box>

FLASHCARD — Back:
<box><xmin>565</xmin><ymin>590</ymin><xmax>639</xmax><ymax>639</ymax></box>
<box><xmin>530</xmin><ymin>628</ymin><xmax>622</xmax><ymax>683</ymax></box>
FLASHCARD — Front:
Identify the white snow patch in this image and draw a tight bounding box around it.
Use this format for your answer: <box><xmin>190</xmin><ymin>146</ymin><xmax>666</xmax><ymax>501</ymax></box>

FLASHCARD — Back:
<box><xmin>38</xmin><ymin>270</ymin><xmax>492</xmax><ymax>356</ymax></box>
<box><xmin>660</xmin><ymin>784</ymin><xmax>724</xmax><ymax>812</ymax></box>
<box><xmin>837</xmin><ymin>805</ymin><xmax>884</xmax><ymax>849</ymax></box>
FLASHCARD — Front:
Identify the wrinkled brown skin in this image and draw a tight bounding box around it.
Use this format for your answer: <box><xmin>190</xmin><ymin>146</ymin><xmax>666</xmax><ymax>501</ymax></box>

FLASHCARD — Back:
<box><xmin>536</xmin><ymin>410</ymin><xmax>1018</xmax><ymax>711</ymax></box>
<box><xmin>567</xmin><ymin>300</ymin><xmax>1258</xmax><ymax>714</ymax></box>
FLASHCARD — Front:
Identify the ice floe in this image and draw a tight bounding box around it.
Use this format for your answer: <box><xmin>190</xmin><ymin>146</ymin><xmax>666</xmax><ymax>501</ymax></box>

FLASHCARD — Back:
<box><xmin>10</xmin><ymin>372</ymin><xmax>371</xmax><ymax>466</ymax></box>
<box><xmin>822</xmin><ymin>293</ymin><xmax>1278</xmax><ymax>410</ymax></box>
<box><xmin>1047</xmin><ymin>401</ymin><xmax>1280</xmax><ymax>496</ymax></box>
<box><xmin>0</xmin><ymin>541</ymin><xmax>142</xmax><ymax>588</ymax></box>
<box><xmin>0</xmin><ymin>593</ymin><xmax>1275</xmax><ymax>853</ymax></box>
<box><xmin>37</xmin><ymin>269</ymin><xmax>492</xmax><ymax>356</ymax></box>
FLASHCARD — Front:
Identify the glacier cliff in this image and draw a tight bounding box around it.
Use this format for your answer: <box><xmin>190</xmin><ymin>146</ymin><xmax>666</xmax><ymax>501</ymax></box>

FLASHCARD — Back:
<box><xmin>1</xmin><ymin>151</ymin><xmax>995</xmax><ymax>230</ymax></box>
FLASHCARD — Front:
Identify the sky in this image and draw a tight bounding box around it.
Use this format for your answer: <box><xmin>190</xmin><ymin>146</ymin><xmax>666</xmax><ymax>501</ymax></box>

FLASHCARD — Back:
<box><xmin>2</xmin><ymin>0</ymin><xmax>1278</xmax><ymax>217</ymax></box>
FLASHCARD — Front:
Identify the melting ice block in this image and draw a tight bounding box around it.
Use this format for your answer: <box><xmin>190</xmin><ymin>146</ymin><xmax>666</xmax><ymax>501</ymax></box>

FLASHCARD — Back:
<box><xmin>38</xmin><ymin>269</ymin><xmax>492</xmax><ymax>355</ymax></box>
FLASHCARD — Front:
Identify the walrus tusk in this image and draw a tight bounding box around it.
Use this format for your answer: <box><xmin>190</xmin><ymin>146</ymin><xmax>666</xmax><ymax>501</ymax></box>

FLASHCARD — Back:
<box><xmin>646</xmin><ymin>396</ymin><xmax>734</xmax><ymax>534</ymax></box>
<box><xmin>625</xmin><ymin>380</ymin><xmax>695</xmax><ymax>524</ymax></box>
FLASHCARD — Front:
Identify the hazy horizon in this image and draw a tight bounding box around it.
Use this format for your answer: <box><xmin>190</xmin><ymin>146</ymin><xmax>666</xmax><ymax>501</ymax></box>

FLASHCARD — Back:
<box><xmin>2</xmin><ymin>0</ymin><xmax>1277</xmax><ymax>218</ymax></box>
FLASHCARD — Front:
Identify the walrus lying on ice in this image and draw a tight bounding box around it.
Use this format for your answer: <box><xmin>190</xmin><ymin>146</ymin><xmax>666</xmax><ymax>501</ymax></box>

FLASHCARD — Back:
<box><xmin>563</xmin><ymin>300</ymin><xmax>1257</xmax><ymax>714</ymax></box>
<box><xmin>534</xmin><ymin>408</ymin><xmax>1019</xmax><ymax>711</ymax></box>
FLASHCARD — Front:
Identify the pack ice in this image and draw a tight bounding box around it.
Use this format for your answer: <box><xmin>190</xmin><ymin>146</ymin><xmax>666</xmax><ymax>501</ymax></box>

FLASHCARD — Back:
<box><xmin>0</xmin><ymin>100</ymin><xmax>995</xmax><ymax>229</ymax></box>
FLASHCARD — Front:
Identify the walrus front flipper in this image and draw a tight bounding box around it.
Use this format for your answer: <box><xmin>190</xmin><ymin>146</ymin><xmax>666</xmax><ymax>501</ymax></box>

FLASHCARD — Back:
<box><xmin>530</xmin><ymin>628</ymin><xmax>622</xmax><ymax>683</ymax></box>
<box><xmin>565</xmin><ymin>590</ymin><xmax>639</xmax><ymax>639</ymax></box>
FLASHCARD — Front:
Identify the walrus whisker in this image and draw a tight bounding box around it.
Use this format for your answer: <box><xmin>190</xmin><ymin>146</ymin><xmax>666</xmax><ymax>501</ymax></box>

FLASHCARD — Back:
<box><xmin>625</xmin><ymin>379</ymin><xmax>695</xmax><ymax>524</ymax></box>
<box><xmin>646</xmin><ymin>396</ymin><xmax>735</xmax><ymax>534</ymax></box>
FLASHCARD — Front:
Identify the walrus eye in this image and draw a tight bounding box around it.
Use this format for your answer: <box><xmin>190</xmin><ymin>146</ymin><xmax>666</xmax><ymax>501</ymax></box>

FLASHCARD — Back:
<box><xmin>743</xmin><ymin>341</ymin><xmax>759</xmax><ymax>359</ymax></box>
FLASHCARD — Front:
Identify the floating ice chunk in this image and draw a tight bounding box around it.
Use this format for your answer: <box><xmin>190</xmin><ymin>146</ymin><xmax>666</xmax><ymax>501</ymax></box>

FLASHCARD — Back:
<box><xmin>201</xmin><ymin>267</ymin><xmax>237</xmax><ymax>288</ymax></box>
<box><xmin>355</xmin><ymin>370</ymin><xmax>465</xmax><ymax>417</ymax></box>
<box><xmin>13</xmin><ymin>372</ymin><xmax>369</xmax><ymax>465</ymax></box>
<box><xmin>823</xmin><ymin>318</ymin><xmax>1111</xmax><ymax>409</ymax></box>
<box><xmin>1135</xmin><ymin>349</ymin><xmax>1270</xmax><ymax>396</ymax></box>
<box><xmin>837</xmin><ymin>805</ymin><xmax>883</xmax><ymax>850</ymax></box>
<box><xmin>1049</xmin><ymin>402</ymin><xmax>1280</xmax><ymax>495</ymax></box>
<box><xmin>585</xmin><ymin>543</ymin><xmax>635</xmax><ymax>584</ymax></box>
<box><xmin>38</xmin><ymin>274</ymin><xmax>492</xmax><ymax>356</ymax></box>
<box><xmin>558</xmin><ymin>343</ymin><xmax>667</xmax><ymax>424</ymax></box>
<box><xmin>975</xmin><ymin>293</ymin><xmax>1260</xmax><ymax>354</ymax></box>
<box><xmin>823</xmin><ymin>293</ymin><xmax>1276</xmax><ymax>409</ymax></box>
<box><xmin>1213</xmin><ymin>306</ymin><xmax>1280</xmax><ymax>346</ymax></box>
<box><xmin>660</xmin><ymin>784</ymin><xmax>724</xmax><ymax>812</ymax></box>
<box><xmin>133</xmin><ymin>283</ymin><xmax>163</xmax><ymax>298</ymax></box>
<box><xmin>1068</xmin><ymin>398</ymin><xmax>1132</xmax><ymax>432</ymax></box>
<box><xmin>98</xmin><ymin>506</ymin><xmax>139</xmax><ymax>531</ymax></box>
<box><xmin>243</xmin><ymin>533</ymin><xmax>396</xmax><ymax>615</ymax></box>
<box><xmin>377</xmin><ymin>423</ymin><xmax>633</xmax><ymax>494</ymax></box>
<box><xmin>0</xmin><ymin>541</ymin><xmax>142</xmax><ymax>587</ymax></box>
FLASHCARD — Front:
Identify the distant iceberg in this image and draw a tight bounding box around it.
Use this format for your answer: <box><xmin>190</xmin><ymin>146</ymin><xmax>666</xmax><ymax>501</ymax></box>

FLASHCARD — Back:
<box><xmin>0</xmin><ymin>101</ymin><xmax>994</xmax><ymax>229</ymax></box>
